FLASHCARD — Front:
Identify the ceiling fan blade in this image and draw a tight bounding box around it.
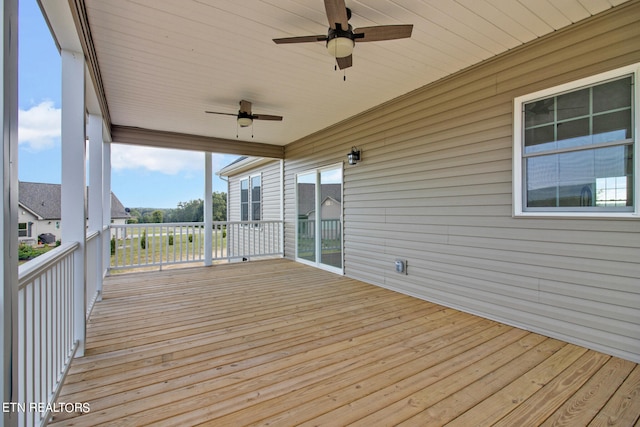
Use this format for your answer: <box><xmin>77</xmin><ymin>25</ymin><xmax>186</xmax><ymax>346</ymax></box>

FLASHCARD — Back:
<box><xmin>273</xmin><ymin>35</ymin><xmax>327</xmax><ymax>44</ymax></box>
<box><xmin>253</xmin><ymin>114</ymin><xmax>283</xmax><ymax>121</ymax></box>
<box><xmin>324</xmin><ymin>0</ymin><xmax>348</xmax><ymax>29</ymax></box>
<box><xmin>239</xmin><ymin>100</ymin><xmax>252</xmax><ymax>114</ymax></box>
<box><xmin>336</xmin><ymin>55</ymin><xmax>352</xmax><ymax>70</ymax></box>
<box><xmin>354</xmin><ymin>24</ymin><xmax>413</xmax><ymax>42</ymax></box>
<box><xmin>205</xmin><ymin>111</ymin><xmax>237</xmax><ymax>117</ymax></box>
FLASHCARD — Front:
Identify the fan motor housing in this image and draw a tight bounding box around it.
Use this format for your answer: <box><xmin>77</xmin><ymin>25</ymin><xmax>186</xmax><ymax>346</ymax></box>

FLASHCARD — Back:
<box><xmin>326</xmin><ymin>26</ymin><xmax>354</xmax><ymax>58</ymax></box>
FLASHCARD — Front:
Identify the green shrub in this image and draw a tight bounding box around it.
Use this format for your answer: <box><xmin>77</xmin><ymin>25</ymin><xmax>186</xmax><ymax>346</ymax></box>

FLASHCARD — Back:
<box><xmin>140</xmin><ymin>230</ymin><xmax>147</xmax><ymax>249</ymax></box>
<box><xmin>168</xmin><ymin>234</ymin><xmax>174</xmax><ymax>246</ymax></box>
<box><xmin>188</xmin><ymin>234</ymin><xmax>193</xmax><ymax>243</ymax></box>
<box><xmin>110</xmin><ymin>236</ymin><xmax>116</xmax><ymax>255</ymax></box>
<box><xmin>18</xmin><ymin>244</ymin><xmax>51</xmax><ymax>261</ymax></box>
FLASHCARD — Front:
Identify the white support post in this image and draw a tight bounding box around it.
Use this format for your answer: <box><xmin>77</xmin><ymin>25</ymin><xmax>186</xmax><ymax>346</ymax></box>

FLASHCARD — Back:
<box><xmin>204</xmin><ymin>152</ymin><xmax>213</xmax><ymax>266</ymax></box>
<box><xmin>61</xmin><ymin>49</ymin><xmax>86</xmax><ymax>357</ymax></box>
<box><xmin>1</xmin><ymin>1</ymin><xmax>19</xmax><ymax>425</ymax></box>
<box><xmin>103</xmin><ymin>139</ymin><xmax>111</xmax><ymax>278</ymax></box>
<box><xmin>88</xmin><ymin>114</ymin><xmax>103</xmax><ymax>299</ymax></box>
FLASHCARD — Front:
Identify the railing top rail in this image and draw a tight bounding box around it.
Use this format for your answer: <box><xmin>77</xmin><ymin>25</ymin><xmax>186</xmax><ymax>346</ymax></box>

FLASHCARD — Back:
<box><xmin>113</xmin><ymin>222</ymin><xmax>205</xmax><ymax>228</ymax></box>
<box><xmin>18</xmin><ymin>241</ymin><xmax>80</xmax><ymax>289</ymax></box>
<box><xmin>86</xmin><ymin>230</ymin><xmax>100</xmax><ymax>241</ymax></box>
<box><xmin>223</xmin><ymin>220</ymin><xmax>283</xmax><ymax>225</ymax></box>
<box><xmin>110</xmin><ymin>220</ymin><xmax>283</xmax><ymax>228</ymax></box>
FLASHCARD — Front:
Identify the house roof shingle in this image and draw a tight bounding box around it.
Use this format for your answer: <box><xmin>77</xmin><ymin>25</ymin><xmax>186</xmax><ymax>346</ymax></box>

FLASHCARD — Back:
<box><xmin>19</xmin><ymin>181</ymin><xmax>130</xmax><ymax>220</ymax></box>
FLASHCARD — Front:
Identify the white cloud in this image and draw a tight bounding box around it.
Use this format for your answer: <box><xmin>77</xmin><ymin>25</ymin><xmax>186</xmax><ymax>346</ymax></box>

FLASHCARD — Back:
<box><xmin>111</xmin><ymin>145</ymin><xmax>238</xmax><ymax>176</ymax></box>
<box><xmin>19</xmin><ymin>100</ymin><xmax>61</xmax><ymax>151</ymax></box>
<box><xmin>111</xmin><ymin>145</ymin><xmax>204</xmax><ymax>175</ymax></box>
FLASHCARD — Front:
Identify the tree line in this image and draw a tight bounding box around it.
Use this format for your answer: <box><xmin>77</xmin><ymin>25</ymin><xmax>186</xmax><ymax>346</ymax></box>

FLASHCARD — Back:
<box><xmin>127</xmin><ymin>192</ymin><xmax>227</xmax><ymax>223</ymax></box>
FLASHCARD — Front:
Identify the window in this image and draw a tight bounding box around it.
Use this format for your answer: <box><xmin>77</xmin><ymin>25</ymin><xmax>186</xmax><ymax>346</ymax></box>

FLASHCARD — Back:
<box><xmin>240</xmin><ymin>179</ymin><xmax>248</xmax><ymax>221</ymax></box>
<box><xmin>251</xmin><ymin>175</ymin><xmax>261</xmax><ymax>221</ymax></box>
<box><xmin>514</xmin><ymin>64</ymin><xmax>638</xmax><ymax>217</ymax></box>
<box><xmin>240</xmin><ymin>175</ymin><xmax>261</xmax><ymax>221</ymax></box>
<box><xmin>18</xmin><ymin>222</ymin><xmax>28</xmax><ymax>237</ymax></box>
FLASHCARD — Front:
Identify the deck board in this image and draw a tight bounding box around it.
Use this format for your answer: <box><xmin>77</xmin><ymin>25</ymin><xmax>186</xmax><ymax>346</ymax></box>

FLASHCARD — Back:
<box><xmin>50</xmin><ymin>259</ymin><xmax>640</xmax><ymax>426</ymax></box>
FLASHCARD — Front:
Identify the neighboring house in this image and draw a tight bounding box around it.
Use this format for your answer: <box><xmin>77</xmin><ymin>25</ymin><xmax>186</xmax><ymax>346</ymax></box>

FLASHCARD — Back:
<box><xmin>18</xmin><ymin>181</ymin><xmax>130</xmax><ymax>245</ymax></box>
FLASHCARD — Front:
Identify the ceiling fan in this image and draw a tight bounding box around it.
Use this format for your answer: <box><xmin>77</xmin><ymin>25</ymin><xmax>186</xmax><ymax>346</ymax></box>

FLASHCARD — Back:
<box><xmin>272</xmin><ymin>0</ymin><xmax>413</xmax><ymax>70</ymax></box>
<box><xmin>205</xmin><ymin>100</ymin><xmax>283</xmax><ymax>128</ymax></box>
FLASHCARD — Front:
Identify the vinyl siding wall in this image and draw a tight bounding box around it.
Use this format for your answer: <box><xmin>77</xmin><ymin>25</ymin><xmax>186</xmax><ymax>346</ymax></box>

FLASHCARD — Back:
<box><xmin>227</xmin><ymin>160</ymin><xmax>282</xmax><ymax>222</ymax></box>
<box><xmin>283</xmin><ymin>3</ymin><xmax>640</xmax><ymax>362</ymax></box>
<box><xmin>225</xmin><ymin>160</ymin><xmax>283</xmax><ymax>260</ymax></box>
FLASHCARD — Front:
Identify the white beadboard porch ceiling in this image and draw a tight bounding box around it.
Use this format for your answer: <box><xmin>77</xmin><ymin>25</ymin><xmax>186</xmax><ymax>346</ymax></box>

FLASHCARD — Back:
<box><xmin>80</xmin><ymin>0</ymin><xmax>630</xmax><ymax>147</ymax></box>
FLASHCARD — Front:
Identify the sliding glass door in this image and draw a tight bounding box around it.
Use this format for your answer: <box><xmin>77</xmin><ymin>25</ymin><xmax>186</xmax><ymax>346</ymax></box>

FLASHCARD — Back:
<box><xmin>296</xmin><ymin>165</ymin><xmax>343</xmax><ymax>272</ymax></box>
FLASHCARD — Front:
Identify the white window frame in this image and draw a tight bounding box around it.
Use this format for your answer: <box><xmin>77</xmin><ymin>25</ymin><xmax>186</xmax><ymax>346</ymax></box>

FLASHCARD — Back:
<box><xmin>513</xmin><ymin>63</ymin><xmax>639</xmax><ymax>218</ymax></box>
<box><xmin>240</xmin><ymin>174</ymin><xmax>261</xmax><ymax>221</ymax></box>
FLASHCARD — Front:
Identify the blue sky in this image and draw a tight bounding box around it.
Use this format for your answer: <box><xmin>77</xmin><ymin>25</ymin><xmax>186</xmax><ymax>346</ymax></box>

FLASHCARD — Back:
<box><xmin>18</xmin><ymin>0</ymin><xmax>238</xmax><ymax>209</ymax></box>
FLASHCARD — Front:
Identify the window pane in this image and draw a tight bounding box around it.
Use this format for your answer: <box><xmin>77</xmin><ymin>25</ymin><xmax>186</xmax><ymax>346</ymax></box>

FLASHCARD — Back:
<box><xmin>297</xmin><ymin>172</ymin><xmax>316</xmax><ymax>262</ymax></box>
<box><xmin>251</xmin><ymin>176</ymin><xmax>260</xmax><ymax>203</ymax></box>
<box><xmin>524</xmin><ymin>125</ymin><xmax>556</xmax><ymax>153</ymax></box>
<box><xmin>251</xmin><ymin>176</ymin><xmax>261</xmax><ymax>221</ymax></box>
<box><xmin>593</xmin><ymin>76</ymin><xmax>632</xmax><ymax>113</ymax></box>
<box><xmin>18</xmin><ymin>223</ymin><xmax>27</xmax><ymax>237</ymax></box>
<box><xmin>320</xmin><ymin>168</ymin><xmax>342</xmax><ymax>269</ymax></box>
<box><xmin>526</xmin><ymin>155</ymin><xmax>559</xmax><ymax>207</ymax></box>
<box><xmin>240</xmin><ymin>179</ymin><xmax>248</xmax><ymax>221</ymax></box>
<box><xmin>557</xmin><ymin>118</ymin><xmax>590</xmax><ymax>149</ymax></box>
<box><xmin>526</xmin><ymin>146</ymin><xmax>633</xmax><ymax>209</ymax></box>
<box><xmin>593</xmin><ymin>110</ymin><xmax>632</xmax><ymax>142</ymax></box>
<box><xmin>240</xmin><ymin>179</ymin><xmax>248</xmax><ymax>203</ymax></box>
<box><xmin>557</xmin><ymin>88</ymin><xmax>588</xmax><ymax>121</ymax></box>
<box><xmin>525</xmin><ymin>99</ymin><xmax>554</xmax><ymax>127</ymax></box>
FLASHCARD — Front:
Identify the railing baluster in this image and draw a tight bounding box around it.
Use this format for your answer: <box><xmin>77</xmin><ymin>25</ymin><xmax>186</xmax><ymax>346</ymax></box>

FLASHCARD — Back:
<box><xmin>107</xmin><ymin>220</ymin><xmax>283</xmax><ymax>271</ymax></box>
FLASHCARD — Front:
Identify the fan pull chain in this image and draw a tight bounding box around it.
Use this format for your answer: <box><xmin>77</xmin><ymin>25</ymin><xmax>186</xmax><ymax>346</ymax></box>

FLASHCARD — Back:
<box><xmin>334</xmin><ymin>61</ymin><xmax>346</xmax><ymax>81</ymax></box>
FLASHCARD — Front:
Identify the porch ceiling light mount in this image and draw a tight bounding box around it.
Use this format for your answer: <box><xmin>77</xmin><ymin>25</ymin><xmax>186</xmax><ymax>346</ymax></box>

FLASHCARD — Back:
<box><xmin>347</xmin><ymin>147</ymin><xmax>360</xmax><ymax>165</ymax></box>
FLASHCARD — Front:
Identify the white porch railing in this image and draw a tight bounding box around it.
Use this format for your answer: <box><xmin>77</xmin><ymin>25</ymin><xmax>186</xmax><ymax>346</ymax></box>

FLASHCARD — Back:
<box><xmin>16</xmin><ymin>229</ymin><xmax>103</xmax><ymax>427</ymax></box>
<box><xmin>17</xmin><ymin>242</ymin><xmax>79</xmax><ymax>427</ymax></box>
<box><xmin>109</xmin><ymin>220</ymin><xmax>283</xmax><ymax>271</ymax></box>
<box><xmin>12</xmin><ymin>220</ymin><xmax>283</xmax><ymax>426</ymax></box>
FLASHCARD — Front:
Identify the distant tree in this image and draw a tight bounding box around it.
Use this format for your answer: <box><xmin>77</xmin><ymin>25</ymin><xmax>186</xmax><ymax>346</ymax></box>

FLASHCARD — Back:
<box><xmin>127</xmin><ymin>208</ymin><xmax>141</xmax><ymax>224</ymax></box>
<box><xmin>212</xmin><ymin>192</ymin><xmax>227</xmax><ymax>221</ymax></box>
<box><xmin>151</xmin><ymin>210</ymin><xmax>163</xmax><ymax>223</ymax></box>
<box><xmin>125</xmin><ymin>192</ymin><xmax>226</xmax><ymax>224</ymax></box>
<box><xmin>174</xmin><ymin>199</ymin><xmax>203</xmax><ymax>222</ymax></box>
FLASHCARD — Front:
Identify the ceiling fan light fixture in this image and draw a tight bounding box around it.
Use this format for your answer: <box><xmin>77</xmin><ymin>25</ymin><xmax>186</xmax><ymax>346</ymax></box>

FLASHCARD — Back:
<box><xmin>326</xmin><ymin>36</ymin><xmax>354</xmax><ymax>58</ymax></box>
<box><xmin>237</xmin><ymin>116</ymin><xmax>253</xmax><ymax>127</ymax></box>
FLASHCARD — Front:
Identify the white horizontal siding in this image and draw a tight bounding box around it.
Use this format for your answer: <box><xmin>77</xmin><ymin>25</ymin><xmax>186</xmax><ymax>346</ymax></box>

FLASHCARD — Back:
<box><xmin>283</xmin><ymin>3</ymin><xmax>640</xmax><ymax>362</ymax></box>
<box><xmin>227</xmin><ymin>160</ymin><xmax>282</xmax><ymax>222</ymax></box>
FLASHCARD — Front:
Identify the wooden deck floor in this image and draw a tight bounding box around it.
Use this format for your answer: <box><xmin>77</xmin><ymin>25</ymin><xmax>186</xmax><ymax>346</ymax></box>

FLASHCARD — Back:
<box><xmin>51</xmin><ymin>259</ymin><xmax>640</xmax><ymax>426</ymax></box>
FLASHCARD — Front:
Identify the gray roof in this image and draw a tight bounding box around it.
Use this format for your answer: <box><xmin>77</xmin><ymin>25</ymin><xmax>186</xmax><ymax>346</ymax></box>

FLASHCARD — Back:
<box><xmin>297</xmin><ymin>183</ymin><xmax>341</xmax><ymax>216</ymax></box>
<box><xmin>19</xmin><ymin>182</ymin><xmax>130</xmax><ymax>220</ymax></box>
